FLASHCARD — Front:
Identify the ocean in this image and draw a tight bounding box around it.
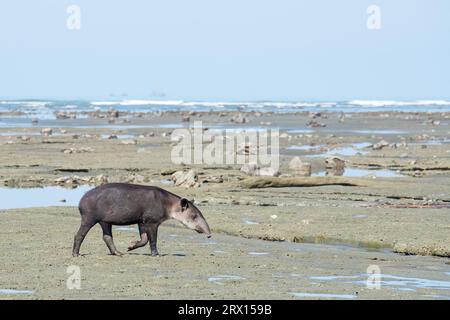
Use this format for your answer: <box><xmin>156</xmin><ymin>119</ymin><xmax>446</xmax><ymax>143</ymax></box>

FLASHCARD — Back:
<box><xmin>1</xmin><ymin>99</ymin><xmax>450</xmax><ymax>121</ymax></box>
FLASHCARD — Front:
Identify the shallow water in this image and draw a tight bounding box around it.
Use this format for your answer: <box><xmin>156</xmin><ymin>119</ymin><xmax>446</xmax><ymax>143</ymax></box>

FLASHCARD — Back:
<box><xmin>286</xmin><ymin>145</ymin><xmax>324</xmax><ymax>151</ymax></box>
<box><xmin>0</xmin><ymin>132</ymin><xmax>40</xmax><ymax>136</ymax></box>
<box><xmin>290</xmin><ymin>292</ymin><xmax>357</xmax><ymax>299</ymax></box>
<box><xmin>0</xmin><ymin>289</ymin><xmax>34</xmax><ymax>295</ymax></box>
<box><xmin>352</xmin><ymin>214</ymin><xmax>368</xmax><ymax>219</ymax></box>
<box><xmin>286</xmin><ymin>129</ymin><xmax>315</xmax><ymax>134</ymax></box>
<box><xmin>0</xmin><ymin>120</ymin><xmax>187</xmax><ymax>130</ymax></box>
<box><xmin>310</xmin><ymin>273</ymin><xmax>450</xmax><ymax>293</ymax></box>
<box><xmin>305</xmin><ymin>146</ymin><xmax>368</xmax><ymax>157</ymax></box>
<box><xmin>354</xmin><ymin>130</ymin><xmax>408</xmax><ymax>135</ymax></box>
<box><xmin>354</xmin><ymin>274</ymin><xmax>450</xmax><ymax>290</ymax></box>
<box><xmin>100</xmin><ymin>134</ymin><xmax>134</xmax><ymax>139</ymax></box>
<box><xmin>313</xmin><ymin>168</ymin><xmax>402</xmax><ymax>178</ymax></box>
<box><xmin>208</xmin><ymin>275</ymin><xmax>246</xmax><ymax>284</ymax></box>
<box><xmin>352</xmin><ymin>142</ymin><xmax>373</xmax><ymax>149</ymax></box>
<box><xmin>0</xmin><ymin>186</ymin><xmax>92</xmax><ymax>210</ymax></box>
<box><xmin>423</xmin><ymin>294</ymin><xmax>450</xmax><ymax>300</ymax></box>
<box><xmin>243</xmin><ymin>218</ymin><xmax>259</xmax><ymax>225</ymax></box>
<box><xmin>0</xmin><ymin>132</ymin><xmax>64</xmax><ymax>137</ymax></box>
<box><xmin>310</xmin><ymin>275</ymin><xmax>360</xmax><ymax>281</ymax></box>
<box><xmin>409</xmin><ymin>139</ymin><xmax>450</xmax><ymax>145</ymax></box>
<box><xmin>288</xmin><ymin>142</ymin><xmax>372</xmax><ymax>158</ymax></box>
<box><xmin>248</xmin><ymin>252</ymin><xmax>270</xmax><ymax>256</ymax></box>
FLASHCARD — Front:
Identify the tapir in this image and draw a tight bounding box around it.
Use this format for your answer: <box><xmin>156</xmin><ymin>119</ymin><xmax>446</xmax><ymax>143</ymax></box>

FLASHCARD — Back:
<box><xmin>72</xmin><ymin>183</ymin><xmax>211</xmax><ymax>257</ymax></box>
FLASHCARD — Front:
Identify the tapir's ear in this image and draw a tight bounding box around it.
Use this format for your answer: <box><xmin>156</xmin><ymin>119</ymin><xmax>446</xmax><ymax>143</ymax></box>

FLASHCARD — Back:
<box><xmin>180</xmin><ymin>198</ymin><xmax>189</xmax><ymax>211</ymax></box>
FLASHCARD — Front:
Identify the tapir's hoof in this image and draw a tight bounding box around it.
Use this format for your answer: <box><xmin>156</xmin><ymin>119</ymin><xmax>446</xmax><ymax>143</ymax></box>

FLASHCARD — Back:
<box><xmin>112</xmin><ymin>251</ymin><xmax>124</xmax><ymax>256</ymax></box>
<box><xmin>127</xmin><ymin>242</ymin><xmax>138</xmax><ymax>251</ymax></box>
<box><xmin>151</xmin><ymin>252</ymin><xmax>159</xmax><ymax>257</ymax></box>
<box><xmin>72</xmin><ymin>253</ymin><xmax>80</xmax><ymax>257</ymax></box>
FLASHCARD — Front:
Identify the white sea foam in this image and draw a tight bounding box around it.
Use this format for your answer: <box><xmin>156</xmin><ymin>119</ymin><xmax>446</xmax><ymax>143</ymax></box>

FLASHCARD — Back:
<box><xmin>0</xmin><ymin>101</ymin><xmax>51</xmax><ymax>107</ymax></box>
<box><xmin>91</xmin><ymin>100</ymin><xmax>184</xmax><ymax>106</ymax></box>
<box><xmin>1</xmin><ymin>99</ymin><xmax>449</xmax><ymax>122</ymax></box>
<box><xmin>348</xmin><ymin>100</ymin><xmax>450</xmax><ymax>107</ymax></box>
<box><xmin>87</xmin><ymin>99</ymin><xmax>450</xmax><ymax>112</ymax></box>
<box><xmin>89</xmin><ymin>100</ymin><xmax>335</xmax><ymax>109</ymax></box>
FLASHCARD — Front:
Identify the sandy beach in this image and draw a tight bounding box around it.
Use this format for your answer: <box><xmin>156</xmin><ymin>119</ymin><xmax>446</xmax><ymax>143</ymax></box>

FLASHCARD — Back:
<box><xmin>1</xmin><ymin>109</ymin><xmax>450</xmax><ymax>299</ymax></box>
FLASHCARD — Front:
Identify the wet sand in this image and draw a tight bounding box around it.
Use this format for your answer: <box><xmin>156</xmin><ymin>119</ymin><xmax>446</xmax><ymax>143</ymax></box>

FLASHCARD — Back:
<box><xmin>0</xmin><ymin>110</ymin><xmax>449</xmax><ymax>299</ymax></box>
<box><xmin>1</xmin><ymin>207</ymin><xmax>450</xmax><ymax>299</ymax></box>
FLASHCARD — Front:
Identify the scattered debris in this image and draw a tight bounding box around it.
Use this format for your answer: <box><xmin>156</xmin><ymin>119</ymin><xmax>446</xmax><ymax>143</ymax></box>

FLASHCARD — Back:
<box><xmin>161</xmin><ymin>168</ymin><xmax>178</xmax><ymax>176</ymax></box>
<box><xmin>16</xmin><ymin>136</ymin><xmax>31</xmax><ymax>142</ymax></box>
<box><xmin>306</xmin><ymin>120</ymin><xmax>326</xmax><ymax>128</ymax></box>
<box><xmin>372</xmin><ymin>140</ymin><xmax>389</xmax><ymax>150</ymax></box>
<box><xmin>125</xmin><ymin>174</ymin><xmax>147</xmax><ymax>184</ymax></box>
<box><xmin>237</xmin><ymin>143</ymin><xmax>258</xmax><ymax>155</ymax></box>
<box><xmin>230</xmin><ymin>113</ymin><xmax>248</xmax><ymax>124</ymax></box>
<box><xmin>325</xmin><ymin>156</ymin><xmax>346</xmax><ymax>176</ymax></box>
<box><xmin>54</xmin><ymin>174</ymin><xmax>108</xmax><ymax>186</ymax></box>
<box><xmin>172</xmin><ymin>170</ymin><xmax>201</xmax><ymax>188</ymax></box>
<box><xmin>203</xmin><ymin>175</ymin><xmax>224</xmax><ymax>183</ymax></box>
<box><xmin>240</xmin><ymin>163</ymin><xmax>280</xmax><ymax>177</ymax></box>
<box><xmin>121</xmin><ymin>139</ymin><xmax>137</xmax><ymax>145</ymax></box>
<box><xmin>55</xmin><ymin>111</ymin><xmax>76</xmax><ymax>119</ymax></box>
<box><xmin>62</xmin><ymin>147</ymin><xmax>94</xmax><ymax>154</ymax></box>
<box><xmin>289</xmin><ymin>157</ymin><xmax>311</xmax><ymax>177</ymax></box>
<box><xmin>108</xmin><ymin>109</ymin><xmax>119</xmax><ymax>118</ymax></box>
<box><xmin>40</xmin><ymin>128</ymin><xmax>53</xmax><ymax>136</ymax></box>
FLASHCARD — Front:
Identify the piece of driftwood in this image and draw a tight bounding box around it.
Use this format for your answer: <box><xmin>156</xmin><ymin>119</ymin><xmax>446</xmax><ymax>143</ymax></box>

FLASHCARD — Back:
<box><xmin>241</xmin><ymin>177</ymin><xmax>368</xmax><ymax>189</ymax></box>
<box><xmin>375</xmin><ymin>203</ymin><xmax>450</xmax><ymax>209</ymax></box>
<box><xmin>350</xmin><ymin>162</ymin><xmax>450</xmax><ymax>172</ymax></box>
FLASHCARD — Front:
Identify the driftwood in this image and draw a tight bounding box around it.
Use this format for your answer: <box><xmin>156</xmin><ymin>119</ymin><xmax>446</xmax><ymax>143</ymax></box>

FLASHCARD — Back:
<box><xmin>350</xmin><ymin>162</ymin><xmax>450</xmax><ymax>172</ymax></box>
<box><xmin>375</xmin><ymin>203</ymin><xmax>450</xmax><ymax>209</ymax></box>
<box><xmin>241</xmin><ymin>177</ymin><xmax>368</xmax><ymax>189</ymax></box>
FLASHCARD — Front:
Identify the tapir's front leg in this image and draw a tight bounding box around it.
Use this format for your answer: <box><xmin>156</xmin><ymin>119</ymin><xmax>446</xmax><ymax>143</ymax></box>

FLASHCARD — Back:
<box><xmin>127</xmin><ymin>223</ymin><xmax>148</xmax><ymax>251</ymax></box>
<box><xmin>146</xmin><ymin>224</ymin><xmax>159</xmax><ymax>256</ymax></box>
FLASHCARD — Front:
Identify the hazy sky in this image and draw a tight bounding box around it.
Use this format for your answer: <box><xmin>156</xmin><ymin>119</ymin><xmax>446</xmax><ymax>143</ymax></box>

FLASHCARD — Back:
<box><xmin>0</xmin><ymin>0</ymin><xmax>449</xmax><ymax>101</ymax></box>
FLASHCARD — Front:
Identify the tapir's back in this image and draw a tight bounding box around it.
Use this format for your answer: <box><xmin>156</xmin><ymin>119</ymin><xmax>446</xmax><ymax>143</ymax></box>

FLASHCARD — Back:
<box><xmin>78</xmin><ymin>183</ymin><xmax>168</xmax><ymax>224</ymax></box>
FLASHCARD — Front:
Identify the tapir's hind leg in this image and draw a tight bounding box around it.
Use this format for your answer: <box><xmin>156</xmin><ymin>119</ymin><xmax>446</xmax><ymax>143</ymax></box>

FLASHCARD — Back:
<box><xmin>100</xmin><ymin>222</ymin><xmax>123</xmax><ymax>256</ymax></box>
<box><xmin>127</xmin><ymin>223</ymin><xmax>148</xmax><ymax>252</ymax></box>
<box><xmin>72</xmin><ymin>218</ymin><xmax>96</xmax><ymax>257</ymax></box>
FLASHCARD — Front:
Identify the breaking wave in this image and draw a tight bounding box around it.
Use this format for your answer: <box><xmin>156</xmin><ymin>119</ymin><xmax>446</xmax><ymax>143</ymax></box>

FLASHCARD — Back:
<box><xmin>1</xmin><ymin>99</ymin><xmax>449</xmax><ymax>119</ymax></box>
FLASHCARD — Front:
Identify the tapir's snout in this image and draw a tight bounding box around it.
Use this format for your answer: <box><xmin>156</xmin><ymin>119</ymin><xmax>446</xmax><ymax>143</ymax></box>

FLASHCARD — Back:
<box><xmin>195</xmin><ymin>228</ymin><xmax>212</xmax><ymax>238</ymax></box>
<box><xmin>195</xmin><ymin>216</ymin><xmax>211</xmax><ymax>238</ymax></box>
